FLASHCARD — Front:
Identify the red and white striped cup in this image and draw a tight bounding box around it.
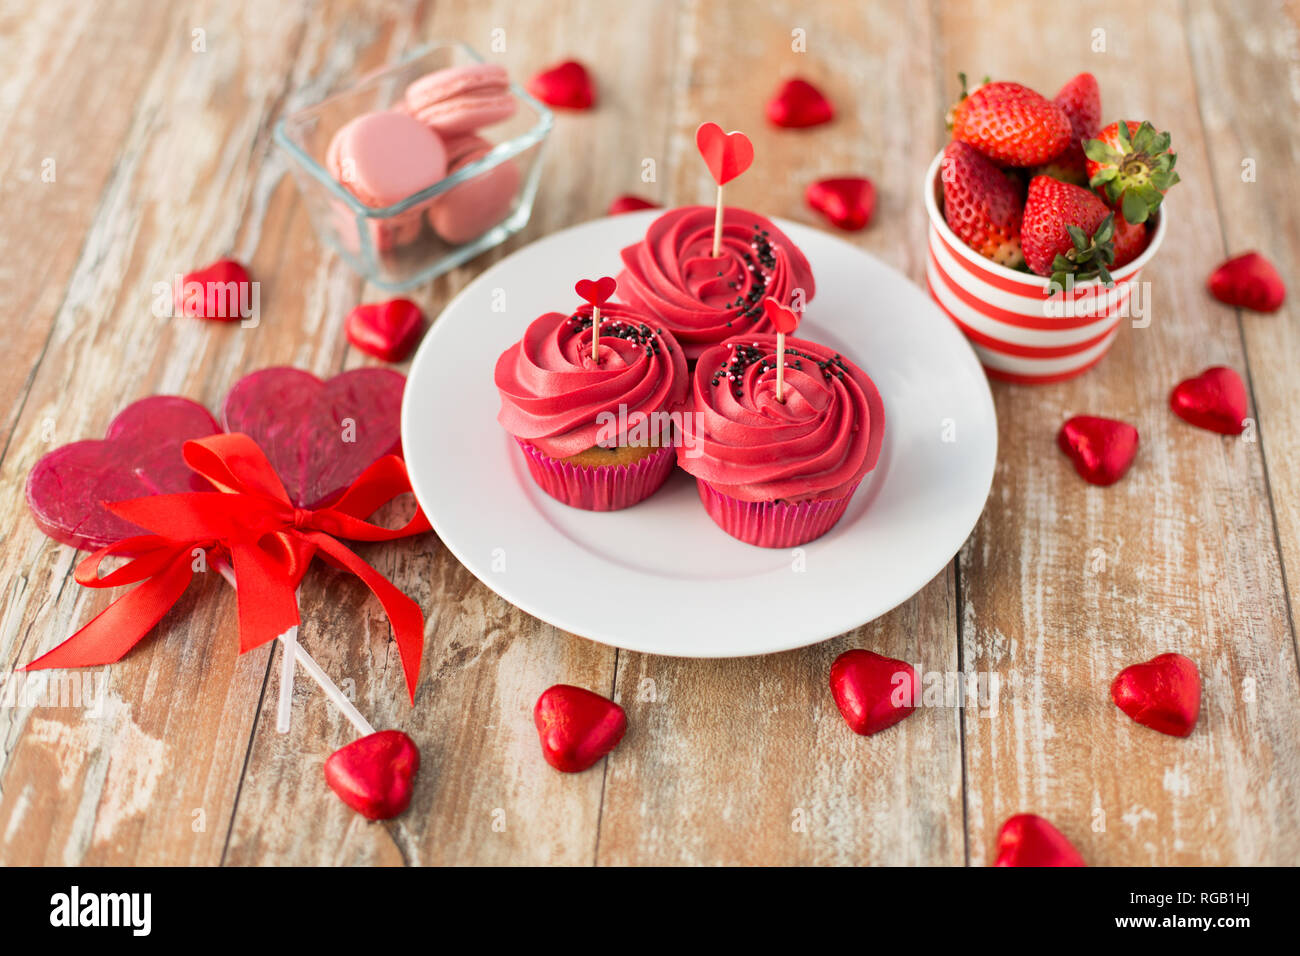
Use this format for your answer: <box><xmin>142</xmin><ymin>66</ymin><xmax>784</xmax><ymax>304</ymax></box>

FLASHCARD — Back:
<box><xmin>923</xmin><ymin>151</ymin><xmax>1166</xmax><ymax>384</ymax></box>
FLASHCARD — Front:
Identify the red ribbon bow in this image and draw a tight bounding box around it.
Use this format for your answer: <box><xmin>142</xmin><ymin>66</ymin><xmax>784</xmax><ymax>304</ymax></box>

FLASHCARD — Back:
<box><xmin>24</xmin><ymin>433</ymin><xmax>431</xmax><ymax>702</ymax></box>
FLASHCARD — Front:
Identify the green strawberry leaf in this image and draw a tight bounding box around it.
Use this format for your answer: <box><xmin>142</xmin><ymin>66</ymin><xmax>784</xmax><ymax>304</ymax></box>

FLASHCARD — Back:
<box><xmin>1085</xmin><ymin>140</ymin><xmax>1124</xmax><ymax>164</ymax></box>
<box><xmin>1121</xmin><ymin>190</ymin><xmax>1149</xmax><ymax>224</ymax></box>
<box><xmin>1116</xmin><ymin>121</ymin><xmax>1134</xmax><ymax>152</ymax></box>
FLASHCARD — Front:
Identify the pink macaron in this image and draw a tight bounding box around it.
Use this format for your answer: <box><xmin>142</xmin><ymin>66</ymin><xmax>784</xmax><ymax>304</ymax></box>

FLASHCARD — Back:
<box><xmin>427</xmin><ymin>134</ymin><xmax>521</xmax><ymax>244</ymax></box>
<box><xmin>327</xmin><ymin>110</ymin><xmax>447</xmax><ymax>252</ymax></box>
<box><xmin>404</xmin><ymin>63</ymin><xmax>517</xmax><ymax>136</ymax></box>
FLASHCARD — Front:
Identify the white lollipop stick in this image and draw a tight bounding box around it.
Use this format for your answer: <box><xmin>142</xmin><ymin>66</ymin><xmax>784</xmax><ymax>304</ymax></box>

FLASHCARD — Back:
<box><xmin>214</xmin><ymin>559</ymin><xmax>375</xmax><ymax>738</ymax></box>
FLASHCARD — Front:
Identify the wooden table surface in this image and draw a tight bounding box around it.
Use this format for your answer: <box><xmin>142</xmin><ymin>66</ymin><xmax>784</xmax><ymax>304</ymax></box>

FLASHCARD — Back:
<box><xmin>1</xmin><ymin>0</ymin><xmax>1297</xmax><ymax>866</ymax></box>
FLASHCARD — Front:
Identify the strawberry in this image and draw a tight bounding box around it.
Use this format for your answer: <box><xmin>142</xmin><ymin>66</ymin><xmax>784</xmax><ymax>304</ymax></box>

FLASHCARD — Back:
<box><xmin>1036</xmin><ymin>72</ymin><xmax>1102</xmax><ymax>185</ymax></box>
<box><xmin>1207</xmin><ymin>251</ymin><xmax>1286</xmax><ymax>312</ymax></box>
<box><xmin>1111</xmin><ymin>215</ymin><xmax>1149</xmax><ymax>269</ymax></box>
<box><xmin>1085</xmin><ymin>120</ymin><xmax>1179</xmax><ymax>223</ymax></box>
<box><xmin>940</xmin><ymin>141</ymin><xmax>1025</xmax><ymax>267</ymax></box>
<box><xmin>949</xmin><ymin>75</ymin><xmax>1072</xmax><ymax>167</ymax></box>
<box><xmin>1021</xmin><ymin>175</ymin><xmax>1116</xmax><ymax>287</ymax></box>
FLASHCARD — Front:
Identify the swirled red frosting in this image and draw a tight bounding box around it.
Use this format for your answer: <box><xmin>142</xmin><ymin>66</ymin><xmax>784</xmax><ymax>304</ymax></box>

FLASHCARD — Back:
<box><xmin>495</xmin><ymin>304</ymin><xmax>689</xmax><ymax>459</ymax></box>
<box><xmin>677</xmin><ymin>334</ymin><xmax>884</xmax><ymax>502</ymax></box>
<box><xmin>617</xmin><ymin>206</ymin><xmax>816</xmax><ymax>362</ymax></box>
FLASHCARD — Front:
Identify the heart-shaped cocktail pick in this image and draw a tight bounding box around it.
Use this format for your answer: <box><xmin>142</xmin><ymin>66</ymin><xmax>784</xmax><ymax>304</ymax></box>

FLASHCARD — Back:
<box><xmin>696</xmin><ymin>122</ymin><xmax>755</xmax><ymax>257</ymax></box>
<box><xmin>575</xmin><ymin>276</ymin><xmax>617</xmax><ymax>362</ymax></box>
<box><xmin>762</xmin><ymin>297</ymin><xmax>801</xmax><ymax>403</ymax></box>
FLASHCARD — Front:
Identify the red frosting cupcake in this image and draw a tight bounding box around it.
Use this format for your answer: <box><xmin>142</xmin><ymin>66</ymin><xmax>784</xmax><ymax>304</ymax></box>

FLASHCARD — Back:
<box><xmin>617</xmin><ymin>206</ymin><xmax>816</xmax><ymax>363</ymax></box>
<box><xmin>495</xmin><ymin>303</ymin><xmax>689</xmax><ymax>510</ymax></box>
<box><xmin>677</xmin><ymin>334</ymin><xmax>884</xmax><ymax>547</ymax></box>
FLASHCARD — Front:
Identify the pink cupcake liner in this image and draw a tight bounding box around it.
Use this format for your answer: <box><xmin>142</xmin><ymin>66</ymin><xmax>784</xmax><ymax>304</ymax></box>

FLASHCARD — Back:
<box><xmin>696</xmin><ymin>478</ymin><xmax>862</xmax><ymax>548</ymax></box>
<box><xmin>517</xmin><ymin>440</ymin><xmax>677</xmax><ymax>511</ymax></box>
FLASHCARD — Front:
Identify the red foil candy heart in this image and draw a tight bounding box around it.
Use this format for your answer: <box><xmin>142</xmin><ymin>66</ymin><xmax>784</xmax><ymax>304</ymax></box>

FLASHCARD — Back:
<box><xmin>1170</xmin><ymin>366</ymin><xmax>1248</xmax><ymax>435</ymax></box>
<box><xmin>176</xmin><ymin>258</ymin><xmax>252</xmax><ymax>321</ymax></box>
<box><xmin>574</xmin><ymin>276</ymin><xmax>617</xmax><ymax>308</ymax></box>
<box><xmin>766</xmin><ymin>78</ymin><xmax>835</xmax><ymax>128</ymax></box>
<box><xmin>608</xmin><ymin>195</ymin><xmax>659</xmax><ymax>215</ymax></box>
<box><xmin>1111</xmin><ymin>652</ymin><xmax>1201</xmax><ymax>737</ymax></box>
<box><xmin>527</xmin><ymin>60</ymin><xmax>595</xmax><ymax>110</ymax></box>
<box><xmin>695</xmin><ymin>122</ymin><xmax>755</xmax><ymax>186</ymax></box>
<box><xmin>221</xmin><ymin>367</ymin><xmax>405</xmax><ymax>509</ymax></box>
<box><xmin>805</xmin><ymin>177</ymin><xmax>875</xmax><ymax>231</ymax></box>
<box><xmin>828</xmin><ymin>649</ymin><xmax>918</xmax><ymax>735</ymax></box>
<box><xmin>345</xmin><ymin>298</ymin><xmax>425</xmax><ymax>363</ymax></box>
<box><xmin>26</xmin><ymin>396</ymin><xmax>222</xmax><ymax>552</ymax></box>
<box><xmin>1057</xmin><ymin>415</ymin><xmax>1139</xmax><ymax>486</ymax></box>
<box><xmin>534</xmin><ymin>684</ymin><xmax>627</xmax><ymax>772</ymax></box>
<box><xmin>994</xmin><ymin>814</ymin><xmax>1086</xmax><ymax>867</ymax></box>
<box><xmin>1207</xmin><ymin>251</ymin><xmax>1285</xmax><ymax>313</ymax></box>
<box><xmin>324</xmin><ymin>730</ymin><xmax>420</xmax><ymax>820</ymax></box>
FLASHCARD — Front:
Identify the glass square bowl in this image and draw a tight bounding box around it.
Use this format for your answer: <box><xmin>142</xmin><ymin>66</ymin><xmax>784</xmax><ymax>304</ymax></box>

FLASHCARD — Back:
<box><xmin>275</xmin><ymin>42</ymin><xmax>553</xmax><ymax>291</ymax></box>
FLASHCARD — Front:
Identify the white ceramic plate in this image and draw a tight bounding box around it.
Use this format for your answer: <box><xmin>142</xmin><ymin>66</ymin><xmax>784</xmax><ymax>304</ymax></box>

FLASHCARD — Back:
<box><xmin>402</xmin><ymin>211</ymin><xmax>996</xmax><ymax>657</ymax></box>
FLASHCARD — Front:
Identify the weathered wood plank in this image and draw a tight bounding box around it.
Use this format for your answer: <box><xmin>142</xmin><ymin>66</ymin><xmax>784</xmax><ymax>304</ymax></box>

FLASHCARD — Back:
<box><xmin>593</xmin><ymin>0</ymin><xmax>966</xmax><ymax>866</ymax></box>
<box><xmin>1183</xmin><ymin>0</ymin><xmax>1300</xmax><ymax>664</ymax></box>
<box><xmin>938</xmin><ymin>0</ymin><xmax>1300</xmax><ymax>865</ymax></box>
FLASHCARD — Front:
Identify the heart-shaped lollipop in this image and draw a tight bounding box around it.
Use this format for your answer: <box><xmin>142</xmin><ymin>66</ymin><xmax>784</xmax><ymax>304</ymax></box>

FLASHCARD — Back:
<box><xmin>695</xmin><ymin>122</ymin><xmax>754</xmax><ymax>186</ymax></box>
<box><xmin>574</xmin><ymin>276</ymin><xmax>617</xmax><ymax>308</ymax></box>
<box><xmin>534</xmin><ymin>684</ymin><xmax>627</xmax><ymax>773</ymax></box>
<box><xmin>994</xmin><ymin>814</ymin><xmax>1086</xmax><ymax>866</ymax></box>
<box><xmin>26</xmin><ymin>396</ymin><xmax>222</xmax><ymax>551</ymax></box>
<box><xmin>1057</xmin><ymin>415</ymin><xmax>1139</xmax><ymax>486</ymax></box>
<box><xmin>1111</xmin><ymin>652</ymin><xmax>1200</xmax><ymax>737</ymax></box>
<box><xmin>1170</xmin><ymin>366</ymin><xmax>1248</xmax><ymax>435</ymax></box>
<box><xmin>829</xmin><ymin>649</ymin><xmax>918</xmax><ymax>736</ymax></box>
<box><xmin>324</xmin><ymin>729</ymin><xmax>420</xmax><ymax>820</ymax></box>
<box><xmin>221</xmin><ymin>367</ymin><xmax>405</xmax><ymax>509</ymax></box>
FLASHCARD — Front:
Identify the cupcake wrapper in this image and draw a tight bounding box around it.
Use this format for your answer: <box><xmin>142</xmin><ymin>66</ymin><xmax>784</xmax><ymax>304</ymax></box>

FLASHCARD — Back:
<box><xmin>517</xmin><ymin>440</ymin><xmax>677</xmax><ymax>511</ymax></box>
<box><xmin>696</xmin><ymin>479</ymin><xmax>862</xmax><ymax>548</ymax></box>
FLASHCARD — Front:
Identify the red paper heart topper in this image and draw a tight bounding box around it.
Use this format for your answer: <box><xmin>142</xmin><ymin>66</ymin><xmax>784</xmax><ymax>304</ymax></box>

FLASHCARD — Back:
<box><xmin>762</xmin><ymin>296</ymin><xmax>801</xmax><ymax>334</ymax></box>
<box><xmin>575</xmin><ymin>276</ymin><xmax>617</xmax><ymax>308</ymax></box>
<box><xmin>324</xmin><ymin>730</ymin><xmax>420</xmax><ymax>820</ymax></box>
<box><xmin>696</xmin><ymin>122</ymin><xmax>754</xmax><ymax>186</ymax></box>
